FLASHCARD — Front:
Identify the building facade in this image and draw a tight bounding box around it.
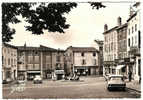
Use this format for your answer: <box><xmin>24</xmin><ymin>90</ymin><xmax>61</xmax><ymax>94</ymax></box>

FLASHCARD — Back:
<box><xmin>2</xmin><ymin>43</ymin><xmax>17</xmax><ymax>81</ymax></box>
<box><xmin>126</xmin><ymin>2</ymin><xmax>141</xmax><ymax>81</ymax></box>
<box><xmin>103</xmin><ymin>22</ymin><xmax>119</xmax><ymax>76</ymax></box>
<box><xmin>65</xmin><ymin>46</ymin><xmax>99</xmax><ymax>76</ymax></box>
<box><xmin>116</xmin><ymin>23</ymin><xmax>128</xmax><ymax>76</ymax></box>
<box><xmin>17</xmin><ymin>44</ymin><xmax>65</xmax><ymax>80</ymax></box>
<box><xmin>93</xmin><ymin>39</ymin><xmax>104</xmax><ymax>75</ymax></box>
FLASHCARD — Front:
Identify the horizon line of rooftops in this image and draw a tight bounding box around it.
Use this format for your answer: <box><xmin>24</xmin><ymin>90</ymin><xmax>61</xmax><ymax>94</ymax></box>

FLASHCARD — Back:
<box><xmin>2</xmin><ymin>42</ymin><xmax>100</xmax><ymax>52</ymax></box>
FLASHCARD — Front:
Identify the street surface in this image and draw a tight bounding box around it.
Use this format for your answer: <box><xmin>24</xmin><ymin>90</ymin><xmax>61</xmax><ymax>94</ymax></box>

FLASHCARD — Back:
<box><xmin>3</xmin><ymin>76</ymin><xmax>141</xmax><ymax>99</ymax></box>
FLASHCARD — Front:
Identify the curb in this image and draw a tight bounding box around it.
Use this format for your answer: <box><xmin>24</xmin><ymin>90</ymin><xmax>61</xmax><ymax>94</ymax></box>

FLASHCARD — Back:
<box><xmin>126</xmin><ymin>87</ymin><xmax>141</xmax><ymax>93</ymax></box>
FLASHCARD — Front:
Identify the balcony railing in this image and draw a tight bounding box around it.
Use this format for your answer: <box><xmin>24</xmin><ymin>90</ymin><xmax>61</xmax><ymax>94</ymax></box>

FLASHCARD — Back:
<box><xmin>129</xmin><ymin>46</ymin><xmax>140</xmax><ymax>56</ymax></box>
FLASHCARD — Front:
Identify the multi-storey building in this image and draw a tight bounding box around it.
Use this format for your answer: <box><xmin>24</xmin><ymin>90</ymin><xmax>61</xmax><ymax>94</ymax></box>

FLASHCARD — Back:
<box><xmin>17</xmin><ymin>44</ymin><xmax>65</xmax><ymax>80</ymax></box>
<box><xmin>2</xmin><ymin>43</ymin><xmax>17</xmax><ymax>82</ymax></box>
<box><xmin>103</xmin><ymin>17</ymin><xmax>120</xmax><ymax>75</ymax></box>
<box><xmin>116</xmin><ymin>23</ymin><xmax>128</xmax><ymax>76</ymax></box>
<box><xmin>94</xmin><ymin>39</ymin><xmax>104</xmax><ymax>75</ymax></box>
<box><xmin>126</xmin><ymin>2</ymin><xmax>141</xmax><ymax>81</ymax></box>
<box><xmin>65</xmin><ymin>46</ymin><xmax>99</xmax><ymax>75</ymax></box>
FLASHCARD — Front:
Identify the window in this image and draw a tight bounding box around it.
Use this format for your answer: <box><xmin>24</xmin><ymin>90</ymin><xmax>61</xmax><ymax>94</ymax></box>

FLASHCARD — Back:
<box><xmin>128</xmin><ymin>29</ymin><xmax>130</xmax><ymax>35</ymax></box>
<box><xmin>34</xmin><ymin>56</ymin><xmax>39</xmax><ymax>63</ymax></box>
<box><xmin>34</xmin><ymin>64</ymin><xmax>40</xmax><ymax>70</ymax></box>
<box><xmin>132</xmin><ymin>26</ymin><xmax>134</xmax><ymax>33</ymax></box>
<box><xmin>56</xmin><ymin>55</ymin><xmax>61</xmax><ymax>62</ymax></box>
<box><xmin>82</xmin><ymin>59</ymin><xmax>86</xmax><ymax>65</ymax></box>
<box><xmin>135</xmin><ymin>24</ymin><xmax>137</xmax><ymax>32</ymax></box>
<box><xmin>11</xmin><ymin>59</ymin><xmax>13</xmax><ymax>66</ymax></box>
<box><xmin>46</xmin><ymin>56</ymin><xmax>51</xmax><ymax>63</ymax></box>
<box><xmin>81</xmin><ymin>52</ymin><xmax>84</xmax><ymax>57</ymax></box>
<box><xmin>94</xmin><ymin>59</ymin><xmax>96</xmax><ymax>65</ymax></box>
<box><xmin>93</xmin><ymin>52</ymin><xmax>96</xmax><ymax>56</ymax></box>
<box><xmin>8</xmin><ymin>58</ymin><xmax>10</xmax><ymax>65</ymax></box>
<box><xmin>2</xmin><ymin>56</ymin><xmax>4</xmax><ymax>64</ymax></box>
<box><xmin>138</xmin><ymin>31</ymin><xmax>141</xmax><ymax>48</ymax></box>
<box><xmin>132</xmin><ymin>37</ymin><xmax>134</xmax><ymax>46</ymax></box>
<box><xmin>135</xmin><ymin>35</ymin><xmax>137</xmax><ymax>44</ymax></box>
<box><xmin>28</xmin><ymin>56</ymin><xmax>33</xmax><ymax>63</ymax></box>
<box><xmin>128</xmin><ymin>38</ymin><xmax>130</xmax><ymax>47</ymax></box>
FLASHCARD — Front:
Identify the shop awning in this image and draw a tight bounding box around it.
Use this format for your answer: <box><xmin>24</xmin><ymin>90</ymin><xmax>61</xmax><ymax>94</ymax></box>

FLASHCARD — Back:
<box><xmin>116</xmin><ymin>65</ymin><xmax>125</xmax><ymax>70</ymax></box>
<box><xmin>27</xmin><ymin>71</ymin><xmax>41</xmax><ymax>73</ymax></box>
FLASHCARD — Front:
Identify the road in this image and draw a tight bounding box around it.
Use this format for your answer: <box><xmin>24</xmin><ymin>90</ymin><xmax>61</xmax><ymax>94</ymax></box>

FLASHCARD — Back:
<box><xmin>2</xmin><ymin>76</ymin><xmax>141</xmax><ymax>99</ymax></box>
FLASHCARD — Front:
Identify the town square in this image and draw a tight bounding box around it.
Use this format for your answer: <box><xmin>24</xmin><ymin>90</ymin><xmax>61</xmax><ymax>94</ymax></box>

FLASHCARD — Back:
<box><xmin>1</xmin><ymin>1</ymin><xmax>141</xmax><ymax>99</ymax></box>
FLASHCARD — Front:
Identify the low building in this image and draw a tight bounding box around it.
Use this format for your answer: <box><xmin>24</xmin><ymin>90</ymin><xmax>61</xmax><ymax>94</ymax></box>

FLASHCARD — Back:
<box><xmin>2</xmin><ymin>43</ymin><xmax>18</xmax><ymax>82</ymax></box>
<box><xmin>65</xmin><ymin>46</ymin><xmax>99</xmax><ymax>76</ymax></box>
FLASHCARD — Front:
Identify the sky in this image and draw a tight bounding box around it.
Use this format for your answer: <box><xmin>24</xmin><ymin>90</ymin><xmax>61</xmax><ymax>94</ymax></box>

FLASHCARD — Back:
<box><xmin>8</xmin><ymin>2</ymin><xmax>135</xmax><ymax>50</ymax></box>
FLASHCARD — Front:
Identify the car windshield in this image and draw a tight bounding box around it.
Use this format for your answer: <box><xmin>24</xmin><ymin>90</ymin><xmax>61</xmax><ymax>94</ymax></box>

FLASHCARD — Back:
<box><xmin>35</xmin><ymin>76</ymin><xmax>40</xmax><ymax>78</ymax></box>
<box><xmin>110</xmin><ymin>77</ymin><xmax>122</xmax><ymax>81</ymax></box>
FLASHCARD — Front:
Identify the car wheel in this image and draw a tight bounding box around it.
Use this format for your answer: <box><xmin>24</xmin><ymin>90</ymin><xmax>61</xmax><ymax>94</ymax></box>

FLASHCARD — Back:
<box><xmin>122</xmin><ymin>87</ymin><xmax>126</xmax><ymax>91</ymax></box>
<box><xmin>107</xmin><ymin>87</ymin><xmax>111</xmax><ymax>91</ymax></box>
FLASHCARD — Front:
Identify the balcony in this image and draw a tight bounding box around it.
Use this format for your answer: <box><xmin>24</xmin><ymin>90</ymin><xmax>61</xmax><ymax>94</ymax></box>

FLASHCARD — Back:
<box><xmin>129</xmin><ymin>46</ymin><xmax>140</xmax><ymax>57</ymax></box>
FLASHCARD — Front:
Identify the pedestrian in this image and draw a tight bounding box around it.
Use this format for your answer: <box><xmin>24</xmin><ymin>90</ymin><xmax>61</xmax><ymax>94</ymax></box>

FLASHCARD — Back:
<box><xmin>128</xmin><ymin>71</ymin><xmax>132</xmax><ymax>82</ymax></box>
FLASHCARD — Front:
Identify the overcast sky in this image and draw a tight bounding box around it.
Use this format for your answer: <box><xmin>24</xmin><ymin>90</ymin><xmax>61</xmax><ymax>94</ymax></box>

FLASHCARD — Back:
<box><xmin>9</xmin><ymin>2</ymin><xmax>134</xmax><ymax>50</ymax></box>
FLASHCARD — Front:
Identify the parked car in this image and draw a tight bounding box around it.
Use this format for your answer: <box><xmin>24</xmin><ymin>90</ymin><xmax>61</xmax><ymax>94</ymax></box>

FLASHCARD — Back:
<box><xmin>28</xmin><ymin>76</ymin><xmax>34</xmax><ymax>81</ymax></box>
<box><xmin>107</xmin><ymin>75</ymin><xmax>126</xmax><ymax>91</ymax></box>
<box><xmin>33</xmin><ymin>75</ymin><xmax>42</xmax><ymax>84</ymax></box>
<box><xmin>16</xmin><ymin>79</ymin><xmax>25</xmax><ymax>84</ymax></box>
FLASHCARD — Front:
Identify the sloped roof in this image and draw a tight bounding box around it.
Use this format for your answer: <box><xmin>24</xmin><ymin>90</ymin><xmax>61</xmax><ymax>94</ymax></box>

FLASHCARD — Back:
<box><xmin>116</xmin><ymin>23</ymin><xmax>127</xmax><ymax>30</ymax></box>
<box><xmin>103</xmin><ymin>26</ymin><xmax>118</xmax><ymax>34</ymax></box>
<box><xmin>67</xmin><ymin>46</ymin><xmax>99</xmax><ymax>52</ymax></box>
<box><xmin>127</xmin><ymin>12</ymin><xmax>137</xmax><ymax>22</ymax></box>
<box><xmin>3</xmin><ymin>43</ymin><xmax>17</xmax><ymax>49</ymax></box>
<box><xmin>17</xmin><ymin>45</ymin><xmax>58</xmax><ymax>52</ymax></box>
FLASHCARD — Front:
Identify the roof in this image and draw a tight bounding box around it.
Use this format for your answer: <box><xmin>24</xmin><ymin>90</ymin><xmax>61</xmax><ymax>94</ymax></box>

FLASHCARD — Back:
<box><xmin>94</xmin><ymin>39</ymin><xmax>104</xmax><ymax>45</ymax></box>
<box><xmin>2</xmin><ymin>43</ymin><xmax>18</xmax><ymax>49</ymax></box>
<box><xmin>17</xmin><ymin>45</ymin><xmax>58</xmax><ymax>52</ymax></box>
<box><xmin>116</xmin><ymin>23</ymin><xmax>127</xmax><ymax>30</ymax></box>
<box><xmin>127</xmin><ymin>12</ymin><xmax>137</xmax><ymax>22</ymax></box>
<box><xmin>103</xmin><ymin>26</ymin><xmax>118</xmax><ymax>35</ymax></box>
<box><xmin>67</xmin><ymin>46</ymin><xmax>99</xmax><ymax>52</ymax></box>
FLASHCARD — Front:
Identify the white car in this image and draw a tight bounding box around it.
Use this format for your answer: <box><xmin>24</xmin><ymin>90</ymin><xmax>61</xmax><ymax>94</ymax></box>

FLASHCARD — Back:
<box><xmin>107</xmin><ymin>75</ymin><xmax>126</xmax><ymax>91</ymax></box>
<box><xmin>33</xmin><ymin>75</ymin><xmax>42</xmax><ymax>84</ymax></box>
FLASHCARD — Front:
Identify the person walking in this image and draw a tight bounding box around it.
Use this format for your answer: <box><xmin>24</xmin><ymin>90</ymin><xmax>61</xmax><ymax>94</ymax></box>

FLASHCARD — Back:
<box><xmin>128</xmin><ymin>71</ymin><xmax>132</xmax><ymax>82</ymax></box>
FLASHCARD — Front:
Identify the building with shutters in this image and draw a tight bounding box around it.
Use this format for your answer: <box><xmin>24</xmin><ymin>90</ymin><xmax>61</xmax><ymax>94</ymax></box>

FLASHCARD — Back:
<box><xmin>126</xmin><ymin>2</ymin><xmax>141</xmax><ymax>81</ymax></box>
<box><xmin>65</xmin><ymin>46</ymin><xmax>99</xmax><ymax>76</ymax></box>
<box><xmin>2</xmin><ymin>43</ymin><xmax>18</xmax><ymax>82</ymax></box>
<box><xmin>17</xmin><ymin>44</ymin><xmax>65</xmax><ymax>80</ymax></box>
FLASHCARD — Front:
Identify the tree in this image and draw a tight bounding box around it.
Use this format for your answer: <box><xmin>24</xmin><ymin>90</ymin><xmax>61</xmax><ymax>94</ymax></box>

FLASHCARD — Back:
<box><xmin>2</xmin><ymin>2</ymin><xmax>105</xmax><ymax>42</ymax></box>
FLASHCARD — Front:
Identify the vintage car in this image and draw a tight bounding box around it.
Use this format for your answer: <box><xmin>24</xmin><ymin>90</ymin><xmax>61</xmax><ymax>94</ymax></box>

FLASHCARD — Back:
<box><xmin>33</xmin><ymin>75</ymin><xmax>42</xmax><ymax>84</ymax></box>
<box><xmin>107</xmin><ymin>75</ymin><xmax>126</xmax><ymax>91</ymax></box>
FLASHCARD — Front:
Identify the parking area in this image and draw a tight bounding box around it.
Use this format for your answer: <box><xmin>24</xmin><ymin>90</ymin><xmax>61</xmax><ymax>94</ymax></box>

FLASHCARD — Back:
<box><xmin>3</xmin><ymin>76</ymin><xmax>140</xmax><ymax>99</ymax></box>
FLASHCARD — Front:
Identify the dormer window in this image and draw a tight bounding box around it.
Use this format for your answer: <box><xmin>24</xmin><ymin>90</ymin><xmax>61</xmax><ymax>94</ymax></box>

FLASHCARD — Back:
<box><xmin>81</xmin><ymin>52</ymin><xmax>84</xmax><ymax>57</ymax></box>
<box><xmin>93</xmin><ymin>52</ymin><xmax>96</xmax><ymax>56</ymax></box>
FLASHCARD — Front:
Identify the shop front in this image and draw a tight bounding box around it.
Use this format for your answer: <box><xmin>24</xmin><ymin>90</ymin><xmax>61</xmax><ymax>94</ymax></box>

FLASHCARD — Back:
<box><xmin>27</xmin><ymin>71</ymin><xmax>41</xmax><ymax>80</ymax></box>
<box><xmin>52</xmin><ymin>70</ymin><xmax>65</xmax><ymax>80</ymax></box>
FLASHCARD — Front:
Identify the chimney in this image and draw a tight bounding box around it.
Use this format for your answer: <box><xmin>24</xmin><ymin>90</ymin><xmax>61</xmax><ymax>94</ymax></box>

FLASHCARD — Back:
<box><xmin>104</xmin><ymin>24</ymin><xmax>108</xmax><ymax>32</ymax></box>
<box><xmin>24</xmin><ymin>42</ymin><xmax>26</xmax><ymax>47</ymax></box>
<box><xmin>129</xmin><ymin>6</ymin><xmax>135</xmax><ymax>17</ymax></box>
<box><xmin>117</xmin><ymin>16</ymin><xmax>122</xmax><ymax>26</ymax></box>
